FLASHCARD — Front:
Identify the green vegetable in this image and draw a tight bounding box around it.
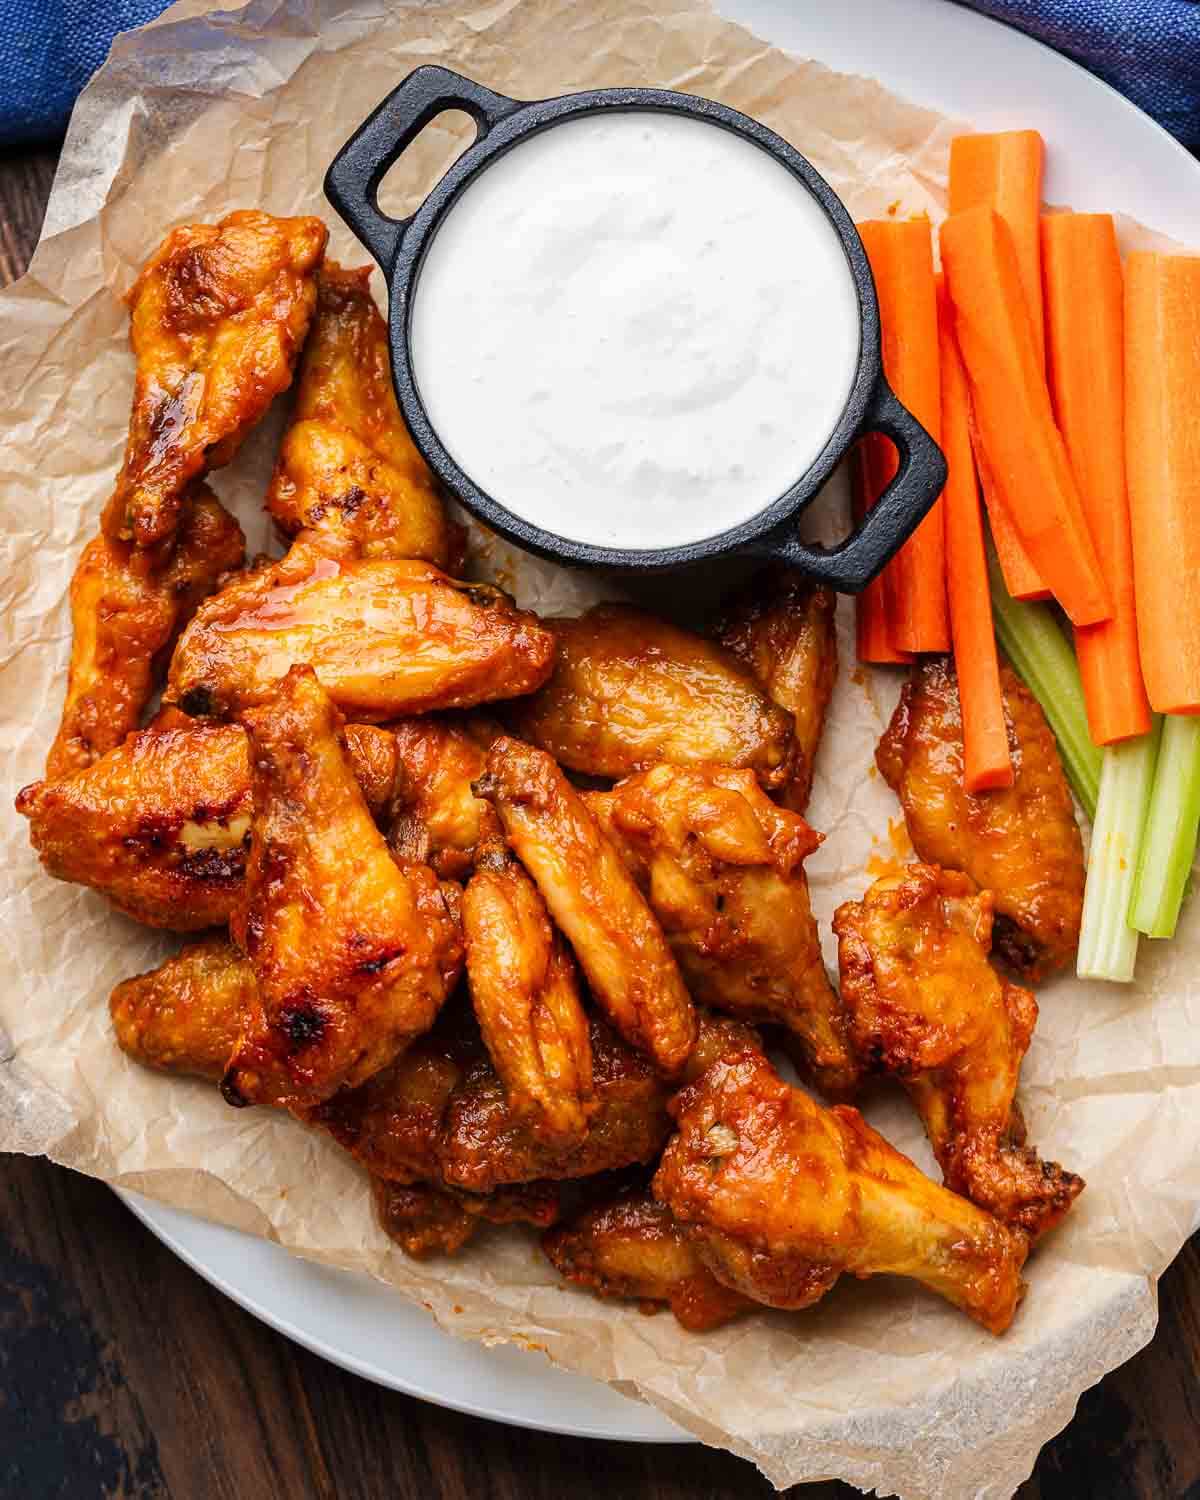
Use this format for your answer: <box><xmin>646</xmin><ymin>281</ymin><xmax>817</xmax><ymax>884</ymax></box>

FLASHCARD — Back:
<box><xmin>987</xmin><ymin>551</ymin><xmax>1102</xmax><ymax>820</ymax></box>
<box><xmin>1077</xmin><ymin>725</ymin><xmax>1161</xmax><ymax>982</ymax></box>
<box><xmin>1130</xmin><ymin>715</ymin><xmax>1200</xmax><ymax>939</ymax></box>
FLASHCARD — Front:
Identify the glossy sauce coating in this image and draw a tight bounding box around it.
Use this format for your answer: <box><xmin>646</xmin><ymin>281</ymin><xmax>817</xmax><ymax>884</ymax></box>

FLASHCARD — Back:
<box><xmin>508</xmin><ymin>605</ymin><xmax>796</xmax><ymax>787</ymax></box>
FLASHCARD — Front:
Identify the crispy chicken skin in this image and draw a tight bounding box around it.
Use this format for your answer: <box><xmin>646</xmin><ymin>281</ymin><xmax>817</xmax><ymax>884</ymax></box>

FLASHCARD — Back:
<box><xmin>439</xmin><ymin>1013</ymin><xmax>757</xmax><ymax>1195</ymax></box>
<box><xmin>714</xmin><ymin>569</ymin><xmax>838</xmax><ymax>814</ymax></box>
<box><xmin>101</xmin><ymin>210</ymin><xmax>327</xmax><ymax>552</ymax></box>
<box><xmin>834</xmin><ymin>865</ymin><xmax>1083</xmax><ymax>1238</ymax></box>
<box><xmin>45</xmin><ymin>488</ymin><xmax>245</xmax><ymax>780</ymax></box>
<box><xmin>166</xmin><ymin>546</ymin><xmax>556</xmax><ymax>720</ymax></box>
<box><xmin>387</xmin><ymin>716</ymin><xmax>501</xmax><ymax>879</ymax></box>
<box><xmin>265</xmin><ymin>263</ymin><xmax>464</xmax><ymax>570</ymax></box>
<box><xmin>110</xmin><ymin>935</ymin><xmax>254</xmax><ymax>1080</ymax></box>
<box><xmin>464</xmin><ymin>840</ymin><xmax>595</xmax><ymax>1143</ymax></box>
<box><xmin>586</xmin><ymin>765</ymin><xmax>857</xmax><ymax>1099</ymax></box>
<box><xmin>877</xmin><ymin>657</ymin><xmax>1084</xmax><ymax>979</ymax></box>
<box><xmin>222</xmin><ymin>666</ymin><xmax>461</xmax><ymax>1109</ymax></box>
<box><xmin>18</xmin><ymin>720</ymin><xmax>396</xmax><ymax>931</ymax></box>
<box><xmin>508</xmin><ymin>605</ymin><xmax>796</xmax><ymax>787</ymax></box>
<box><xmin>372</xmin><ymin>1176</ymin><xmax>561</xmax><ymax>1259</ymax></box>
<box><xmin>542</xmin><ymin>1190</ymin><xmax>752</xmax><ymax>1331</ymax></box>
<box><xmin>476</xmin><ymin>737</ymin><xmax>697</xmax><ymax>1076</ymax></box>
<box><xmin>653</xmin><ymin>1046</ymin><xmax>1029</xmax><ymax>1334</ymax></box>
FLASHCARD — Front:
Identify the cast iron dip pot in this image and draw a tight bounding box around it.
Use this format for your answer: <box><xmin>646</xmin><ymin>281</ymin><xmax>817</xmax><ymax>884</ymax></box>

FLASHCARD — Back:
<box><xmin>325</xmin><ymin>64</ymin><xmax>946</xmax><ymax>592</ymax></box>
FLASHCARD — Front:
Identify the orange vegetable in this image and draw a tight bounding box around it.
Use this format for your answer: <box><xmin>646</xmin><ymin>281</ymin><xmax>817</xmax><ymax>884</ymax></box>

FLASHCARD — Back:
<box><xmin>851</xmin><ymin>437</ymin><xmax>911</xmax><ymax>665</ymax></box>
<box><xmin>1042</xmin><ymin>213</ymin><xmax>1151</xmax><ymax>742</ymax></box>
<box><xmin>950</xmin><ymin>129</ymin><xmax>1050</xmax><ymax>600</ymax></box>
<box><xmin>937</xmin><ymin>275</ymin><xmax>1012</xmax><ymax>790</ymax></box>
<box><xmin>940</xmin><ymin>207</ymin><xmax>1111</xmax><ymax>627</ymax></box>
<box><xmin>949</xmin><ymin>130</ymin><xmax>1047</xmax><ymax>369</ymax></box>
<box><xmin>1124</xmin><ymin>252</ymin><xmax>1200</xmax><ymax>714</ymax></box>
<box><xmin>858</xmin><ymin>218</ymin><xmax>948</xmax><ymax>652</ymax></box>
<box><xmin>977</xmin><ymin>459</ymin><xmax>1051</xmax><ymax>600</ymax></box>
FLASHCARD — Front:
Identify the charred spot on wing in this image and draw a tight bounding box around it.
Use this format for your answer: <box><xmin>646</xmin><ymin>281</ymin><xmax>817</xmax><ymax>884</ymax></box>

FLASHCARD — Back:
<box><xmin>279</xmin><ymin>1003</ymin><xmax>327</xmax><ymax>1050</ymax></box>
<box><xmin>219</xmin><ymin>1067</ymin><xmax>251</xmax><ymax>1107</ymax></box>
<box><xmin>336</xmin><ymin>485</ymin><xmax>367</xmax><ymax>516</ymax></box>
<box><xmin>179</xmin><ymin>685</ymin><xmax>215</xmax><ymax>718</ymax></box>
<box><xmin>177</xmin><ymin>845</ymin><xmax>246</xmax><ymax>885</ymax></box>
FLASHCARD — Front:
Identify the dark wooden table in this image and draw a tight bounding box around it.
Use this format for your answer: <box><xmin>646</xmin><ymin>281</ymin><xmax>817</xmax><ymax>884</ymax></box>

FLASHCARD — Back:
<box><xmin>4</xmin><ymin>145</ymin><xmax>1200</xmax><ymax>1500</ymax></box>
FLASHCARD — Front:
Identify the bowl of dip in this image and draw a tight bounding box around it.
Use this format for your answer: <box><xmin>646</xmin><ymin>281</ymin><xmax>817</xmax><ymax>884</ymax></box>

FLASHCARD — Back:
<box><xmin>325</xmin><ymin>65</ymin><xmax>945</xmax><ymax>591</ymax></box>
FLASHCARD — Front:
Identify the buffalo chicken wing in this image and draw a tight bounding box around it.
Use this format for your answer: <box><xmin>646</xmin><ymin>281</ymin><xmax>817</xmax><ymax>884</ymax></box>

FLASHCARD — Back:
<box><xmin>476</xmin><ymin>737</ymin><xmax>697</xmax><ymax>1076</ymax></box>
<box><xmin>834</xmin><ymin>865</ymin><xmax>1083</xmax><ymax>1238</ymax></box>
<box><xmin>223</xmin><ymin>666</ymin><xmax>461</xmax><ymax>1108</ymax></box>
<box><xmin>265</xmin><ymin>263</ymin><xmax>463</xmax><ymax>569</ymax></box>
<box><xmin>18</xmin><ymin>719</ymin><xmax>396</xmax><ymax>930</ymax></box>
<box><xmin>166</xmin><ymin>549</ymin><xmax>555</xmax><ymax>720</ymax></box>
<box><xmin>714</xmin><ymin>568</ymin><xmax>837</xmax><ymax>814</ymax></box>
<box><xmin>102</xmin><ymin>210</ymin><xmax>326</xmax><ymax>552</ymax></box>
<box><xmin>877</xmin><ymin>657</ymin><xmax>1084</xmax><ymax>978</ymax></box>
<box><xmin>46</xmin><ymin>488</ymin><xmax>244</xmax><ymax>780</ymax></box>
<box><xmin>653</xmin><ymin>1045</ymin><xmax>1029</xmax><ymax>1334</ymax></box>
<box><xmin>586</xmin><ymin>765</ymin><xmax>857</xmax><ymax>1098</ymax></box>
<box><xmin>508</xmin><ymin>604</ymin><xmax>796</xmax><ymax>787</ymax></box>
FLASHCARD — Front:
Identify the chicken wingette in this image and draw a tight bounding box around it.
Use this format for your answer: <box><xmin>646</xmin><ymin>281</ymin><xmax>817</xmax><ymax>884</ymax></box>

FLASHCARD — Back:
<box><xmin>463</xmin><ymin>839</ymin><xmax>595</xmax><ymax>1144</ymax></box>
<box><xmin>508</xmin><ymin>604</ymin><xmax>796</xmax><ymax>787</ymax></box>
<box><xmin>834</xmin><ymin>864</ymin><xmax>1083</xmax><ymax>1238</ymax></box>
<box><xmin>166</xmin><ymin>548</ymin><xmax>556</xmax><ymax>720</ymax></box>
<box><xmin>877</xmin><ymin>657</ymin><xmax>1084</xmax><ymax>978</ymax></box>
<box><xmin>18</xmin><ymin>719</ymin><xmax>397</xmax><ymax>930</ymax></box>
<box><xmin>475</xmin><ymin>736</ymin><xmax>697</xmax><ymax>1076</ymax></box>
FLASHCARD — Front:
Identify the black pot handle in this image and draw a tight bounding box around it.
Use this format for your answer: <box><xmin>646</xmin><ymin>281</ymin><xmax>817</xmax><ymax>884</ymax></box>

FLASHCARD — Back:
<box><xmin>743</xmin><ymin>377</ymin><xmax>946</xmax><ymax>594</ymax></box>
<box><xmin>324</xmin><ymin>65</ymin><xmax>521</xmax><ymax>274</ymax></box>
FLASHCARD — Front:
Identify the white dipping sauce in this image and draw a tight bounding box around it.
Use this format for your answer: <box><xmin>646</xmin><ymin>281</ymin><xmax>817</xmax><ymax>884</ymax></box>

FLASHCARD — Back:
<box><xmin>410</xmin><ymin>110</ymin><xmax>861</xmax><ymax>551</ymax></box>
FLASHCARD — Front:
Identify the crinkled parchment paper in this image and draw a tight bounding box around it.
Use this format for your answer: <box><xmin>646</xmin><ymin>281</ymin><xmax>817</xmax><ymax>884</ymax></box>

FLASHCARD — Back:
<box><xmin>2</xmin><ymin>1</ymin><xmax>1198</xmax><ymax>1495</ymax></box>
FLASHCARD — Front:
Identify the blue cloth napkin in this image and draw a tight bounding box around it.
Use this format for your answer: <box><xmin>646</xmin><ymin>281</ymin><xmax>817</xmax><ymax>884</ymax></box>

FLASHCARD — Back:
<box><xmin>0</xmin><ymin>0</ymin><xmax>1197</xmax><ymax>147</ymax></box>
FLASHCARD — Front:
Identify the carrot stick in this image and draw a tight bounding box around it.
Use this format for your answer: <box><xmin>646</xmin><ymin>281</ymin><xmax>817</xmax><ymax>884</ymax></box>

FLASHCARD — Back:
<box><xmin>950</xmin><ymin>129</ymin><xmax>1050</xmax><ymax>600</ymax></box>
<box><xmin>852</xmin><ymin>437</ymin><xmax>911</xmax><ymax>664</ymax></box>
<box><xmin>978</xmin><ymin>460</ymin><xmax>1051</xmax><ymax>600</ymax></box>
<box><xmin>1124</xmin><ymin>252</ymin><xmax>1200</xmax><ymax>715</ymax></box>
<box><xmin>937</xmin><ymin>275</ymin><xmax>1012</xmax><ymax>790</ymax></box>
<box><xmin>940</xmin><ymin>207</ymin><xmax>1111</xmax><ymax>627</ymax></box>
<box><xmin>949</xmin><ymin>130</ymin><xmax>1047</xmax><ymax>370</ymax></box>
<box><xmin>1042</xmin><ymin>213</ymin><xmax>1152</xmax><ymax>743</ymax></box>
<box><xmin>858</xmin><ymin>219</ymin><xmax>948</xmax><ymax>652</ymax></box>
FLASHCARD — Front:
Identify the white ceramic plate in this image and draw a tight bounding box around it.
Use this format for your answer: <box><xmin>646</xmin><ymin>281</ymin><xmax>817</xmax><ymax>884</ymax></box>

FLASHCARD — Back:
<box><xmin>123</xmin><ymin>0</ymin><xmax>1200</xmax><ymax>1443</ymax></box>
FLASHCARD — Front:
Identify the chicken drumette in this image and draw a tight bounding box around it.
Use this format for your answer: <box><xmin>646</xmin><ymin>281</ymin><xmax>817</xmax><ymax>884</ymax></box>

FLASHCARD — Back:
<box><xmin>222</xmin><ymin>666</ymin><xmax>461</xmax><ymax>1109</ymax></box>
<box><xmin>877</xmin><ymin>656</ymin><xmax>1084</xmax><ymax>979</ymax></box>
<box><xmin>508</xmin><ymin>604</ymin><xmax>796</xmax><ymax>788</ymax></box>
<box><xmin>714</xmin><ymin>568</ymin><xmax>838</xmax><ymax>814</ymax></box>
<box><xmin>834</xmin><ymin>864</ymin><xmax>1083</xmax><ymax>1238</ymax></box>
<box><xmin>265</xmin><ymin>262</ymin><xmax>464</xmax><ymax>570</ymax></box>
<box><xmin>653</xmin><ymin>1044</ymin><xmax>1029</xmax><ymax>1334</ymax></box>
<box><xmin>586</xmin><ymin>764</ymin><xmax>857</xmax><ymax>1099</ymax></box>
<box><xmin>101</xmin><ymin>210</ymin><xmax>327</xmax><ymax>553</ymax></box>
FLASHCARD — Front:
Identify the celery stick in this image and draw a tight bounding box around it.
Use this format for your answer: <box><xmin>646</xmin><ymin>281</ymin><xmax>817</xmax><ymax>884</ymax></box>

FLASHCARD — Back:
<box><xmin>1130</xmin><ymin>715</ymin><xmax>1200</xmax><ymax>939</ymax></box>
<box><xmin>1077</xmin><ymin>725</ymin><xmax>1161</xmax><ymax>982</ymax></box>
<box><xmin>986</xmin><ymin>551</ymin><xmax>1102</xmax><ymax>820</ymax></box>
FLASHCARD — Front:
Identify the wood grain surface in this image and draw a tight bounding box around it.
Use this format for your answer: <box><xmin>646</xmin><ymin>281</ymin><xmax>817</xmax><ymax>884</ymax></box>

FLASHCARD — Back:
<box><xmin>4</xmin><ymin>146</ymin><xmax>1200</xmax><ymax>1500</ymax></box>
